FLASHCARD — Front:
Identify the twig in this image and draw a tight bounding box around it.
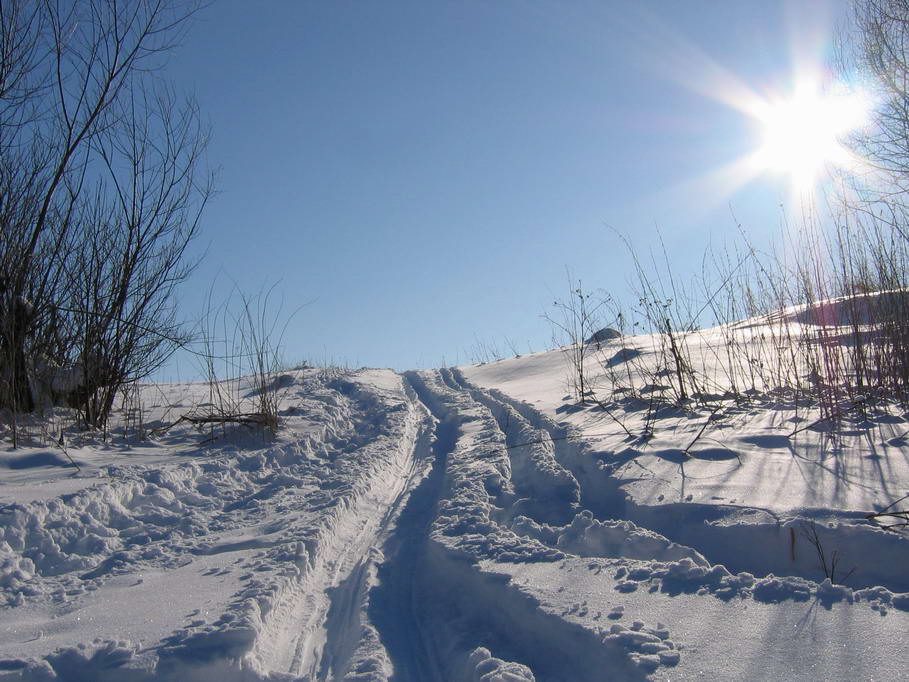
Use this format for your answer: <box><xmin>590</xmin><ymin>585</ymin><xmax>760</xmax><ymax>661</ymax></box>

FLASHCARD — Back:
<box><xmin>799</xmin><ymin>521</ymin><xmax>856</xmax><ymax>585</ymax></box>
<box><xmin>55</xmin><ymin>430</ymin><xmax>81</xmax><ymax>473</ymax></box>
<box><xmin>151</xmin><ymin>411</ymin><xmax>272</xmax><ymax>436</ymax></box>
<box><xmin>182</xmin><ymin>412</ymin><xmax>272</xmax><ymax>427</ymax></box>
<box><xmin>866</xmin><ymin>492</ymin><xmax>909</xmax><ymax>531</ymax></box>
<box><xmin>787</xmin><ymin>405</ymin><xmax>849</xmax><ymax>438</ymax></box>
<box><xmin>592</xmin><ymin>397</ymin><xmax>635</xmax><ymax>439</ymax></box>
<box><xmin>683</xmin><ymin>404</ymin><xmax>725</xmax><ymax>454</ymax></box>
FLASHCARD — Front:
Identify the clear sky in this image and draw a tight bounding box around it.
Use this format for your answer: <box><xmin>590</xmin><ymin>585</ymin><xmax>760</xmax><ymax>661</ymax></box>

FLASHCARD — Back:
<box><xmin>160</xmin><ymin>0</ymin><xmax>851</xmax><ymax>375</ymax></box>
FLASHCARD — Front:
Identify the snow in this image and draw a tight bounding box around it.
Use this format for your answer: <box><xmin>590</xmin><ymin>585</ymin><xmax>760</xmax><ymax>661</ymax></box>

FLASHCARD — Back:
<box><xmin>2</xmin><ymin>309</ymin><xmax>909</xmax><ymax>680</ymax></box>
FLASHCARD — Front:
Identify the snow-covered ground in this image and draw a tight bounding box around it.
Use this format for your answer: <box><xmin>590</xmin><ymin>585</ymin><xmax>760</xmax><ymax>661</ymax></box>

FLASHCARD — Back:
<box><xmin>2</xmin><ymin>309</ymin><xmax>909</xmax><ymax>681</ymax></box>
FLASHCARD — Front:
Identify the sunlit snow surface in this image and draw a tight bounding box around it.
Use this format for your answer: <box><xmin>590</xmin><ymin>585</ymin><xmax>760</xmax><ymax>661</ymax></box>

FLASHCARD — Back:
<box><xmin>2</xmin><ymin>311</ymin><xmax>909</xmax><ymax>680</ymax></box>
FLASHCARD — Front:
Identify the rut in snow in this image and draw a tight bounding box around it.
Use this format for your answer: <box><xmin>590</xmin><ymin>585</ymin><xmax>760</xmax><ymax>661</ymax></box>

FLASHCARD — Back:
<box><xmin>366</xmin><ymin>369</ymin><xmax>661</xmax><ymax>681</ymax></box>
<box><xmin>455</xmin><ymin>369</ymin><xmax>909</xmax><ymax>594</ymax></box>
<box><xmin>364</xmin><ymin>372</ymin><xmax>457</xmax><ymax>682</ymax></box>
<box><xmin>305</xmin><ymin>367</ymin><xmax>908</xmax><ymax>681</ymax></box>
<box><xmin>243</xmin><ymin>374</ymin><xmax>432</xmax><ymax>680</ymax></box>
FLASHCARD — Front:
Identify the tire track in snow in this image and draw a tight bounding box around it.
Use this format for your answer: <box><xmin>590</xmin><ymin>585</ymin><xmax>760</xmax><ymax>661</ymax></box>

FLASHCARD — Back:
<box><xmin>363</xmin><ymin>371</ymin><xmax>455</xmax><ymax>682</ymax></box>
<box><xmin>244</xmin><ymin>375</ymin><xmax>432</xmax><ymax>679</ymax></box>
<box><xmin>442</xmin><ymin>367</ymin><xmax>581</xmax><ymax>526</ymax></box>
<box><xmin>384</xmin><ymin>369</ymin><xmax>653</xmax><ymax>681</ymax></box>
<box><xmin>451</xmin><ymin>370</ymin><xmax>909</xmax><ymax>593</ymax></box>
<box><xmin>315</xmin><ymin>556</ymin><xmax>372</xmax><ymax>679</ymax></box>
<box><xmin>451</xmin><ymin>368</ymin><xmax>629</xmax><ymax>520</ymax></box>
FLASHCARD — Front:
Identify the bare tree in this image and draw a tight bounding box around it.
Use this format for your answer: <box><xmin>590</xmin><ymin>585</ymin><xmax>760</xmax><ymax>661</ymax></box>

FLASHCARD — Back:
<box><xmin>848</xmin><ymin>0</ymin><xmax>909</xmax><ymax>185</ymax></box>
<box><xmin>64</xmin><ymin>87</ymin><xmax>212</xmax><ymax>426</ymax></box>
<box><xmin>0</xmin><ymin>0</ymin><xmax>209</xmax><ymax>427</ymax></box>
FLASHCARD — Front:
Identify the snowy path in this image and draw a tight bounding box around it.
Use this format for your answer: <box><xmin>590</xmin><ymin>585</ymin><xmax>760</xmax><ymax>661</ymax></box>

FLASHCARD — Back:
<box><xmin>363</xmin><ymin>367</ymin><xmax>909</xmax><ymax>680</ymax></box>
<box><xmin>0</xmin><ymin>371</ymin><xmax>435</xmax><ymax>680</ymax></box>
<box><xmin>252</xmin><ymin>376</ymin><xmax>431</xmax><ymax>680</ymax></box>
<box><xmin>4</xmin><ymin>364</ymin><xmax>909</xmax><ymax>680</ymax></box>
<box><xmin>362</xmin><ymin>372</ymin><xmax>454</xmax><ymax>682</ymax></box>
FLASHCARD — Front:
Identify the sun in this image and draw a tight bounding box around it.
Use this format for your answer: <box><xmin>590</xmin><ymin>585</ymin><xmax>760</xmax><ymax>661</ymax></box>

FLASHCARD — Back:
<box><xmin>647</xmin><ymin>18</ymin><xmax>877</xmax><ymax>211</ymax></box>
<box><xmin>751</xmin><ymin>86</ymin><xmax>871</xmax><ymax>193</ymax></box>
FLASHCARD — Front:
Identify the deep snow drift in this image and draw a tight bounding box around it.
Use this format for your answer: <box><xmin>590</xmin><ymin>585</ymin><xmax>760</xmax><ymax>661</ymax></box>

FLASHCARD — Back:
<box><xmin>2</xmin><ymin>307</ymin><xmax>909</xmax><ymax>681</ymax></box>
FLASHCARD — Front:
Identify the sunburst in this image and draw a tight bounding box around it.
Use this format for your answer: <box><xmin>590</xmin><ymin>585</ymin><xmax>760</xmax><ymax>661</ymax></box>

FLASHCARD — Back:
<box><xmin>750</xmin><ymin>83</ymin><xmax>871</xmax><ymax>194</ymax></box>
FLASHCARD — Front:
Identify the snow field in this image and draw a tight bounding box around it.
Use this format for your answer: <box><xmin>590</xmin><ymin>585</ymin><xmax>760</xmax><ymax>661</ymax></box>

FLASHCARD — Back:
<box><xmin>0</xmin><ymin>370</ymin><xmax>435</xmax><ymax>680</ymax></box>
<box><xmin>4</xmin><ymin>308</ymin><xmax>909</xmax><ymax>680</ymax></box>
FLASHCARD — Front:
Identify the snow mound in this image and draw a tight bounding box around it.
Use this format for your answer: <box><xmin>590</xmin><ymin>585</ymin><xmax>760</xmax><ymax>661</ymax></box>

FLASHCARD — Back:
<box><xmin>781</xmin><ymin>289</ymin><xmax>909</xmax><ymax>327</ymax></box>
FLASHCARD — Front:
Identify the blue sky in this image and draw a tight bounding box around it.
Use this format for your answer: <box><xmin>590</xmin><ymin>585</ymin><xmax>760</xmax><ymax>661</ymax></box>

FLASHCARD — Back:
<box><xmin>161</xmin><ymin>0</ymin><xmax>849</xmax><ymax>375</ymax></box>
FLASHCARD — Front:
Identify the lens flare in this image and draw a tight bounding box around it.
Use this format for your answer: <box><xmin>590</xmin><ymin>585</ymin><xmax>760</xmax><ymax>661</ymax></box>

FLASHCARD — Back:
<box><xmin>626</xmin><ymin>4</ymin><xmax>876</xmax><ymax>213</ymax></box>
<box><xmin>752</xmin><ymin>84</ymin><xmax>871</xmax><ymax>193</ymax></box>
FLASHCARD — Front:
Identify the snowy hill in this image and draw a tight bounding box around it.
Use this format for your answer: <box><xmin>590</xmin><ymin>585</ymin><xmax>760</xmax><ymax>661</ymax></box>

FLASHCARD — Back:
<box><xmin>3</xmin><ymin>308</ymin><xmax>909</xmax><ymax>681</ymax></box>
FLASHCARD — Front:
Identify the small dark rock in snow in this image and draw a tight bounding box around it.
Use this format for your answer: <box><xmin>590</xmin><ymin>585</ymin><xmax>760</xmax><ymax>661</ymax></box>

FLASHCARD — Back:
<box><xmin>585</xmin><ymin>327</ymin><xmax>622</xmax><ymax>346</ymax></box>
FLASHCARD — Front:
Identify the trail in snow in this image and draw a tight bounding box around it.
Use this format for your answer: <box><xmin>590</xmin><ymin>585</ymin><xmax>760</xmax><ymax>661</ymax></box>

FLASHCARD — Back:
<box><xmin>384</xmin><ymin>369</ymin><xmax>654</xmax><ymax>680</ymax></box>
<box><xmin>277</xmin><ymin>376</ymin><xmax>432</xmax><ymax>681</ymax></box>
<box><xmin>364</xmin><ymin>372</ymin><xmax>454</xmax><ymax>682</ymax></box>
<box><xmin>4</xmin><ymin>359</ymin><xmax>909</xmax><ymax>681</ymax></box>
<box><xmin>395</xmin><ymin>367</ymin><xmax>909</xmax><ymax>680</ymax></box>
<box><xmin>0</xmin><ymin>370</ymin><xmax>436</xmax><ymax>681</ymax></box>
